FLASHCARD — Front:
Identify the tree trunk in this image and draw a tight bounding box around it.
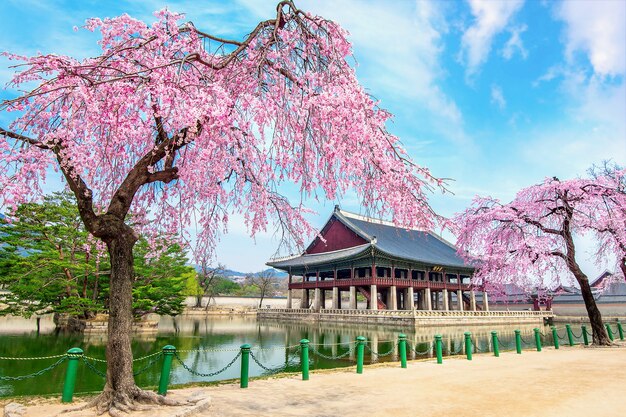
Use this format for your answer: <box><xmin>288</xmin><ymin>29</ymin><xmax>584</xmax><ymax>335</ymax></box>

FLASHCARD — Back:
<box><xmin>195</xmin><ymin>294</ymin><xmax>202</xmax><ymax>308</ymax></box>
<box><xmin>104</xmin><ymin>233</ymin><xmax>137</xmax><ymax>396</ymax></box>
<box><xmin>620</xmin><ymin>258</ymin><xmax>626</xmax><ymax>282</ymax></box>
<box><xmin>563</xmin><ymin>224</ymin><xmax>611</xmax><ymax>345</ymax></box>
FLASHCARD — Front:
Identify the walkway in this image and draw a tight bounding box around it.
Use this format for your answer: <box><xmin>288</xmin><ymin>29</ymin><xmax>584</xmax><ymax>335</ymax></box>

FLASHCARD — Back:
<box><xmin>6</xmin><ymin>345</ymin><xmax>626</xmax><ymax>417</ymax></box>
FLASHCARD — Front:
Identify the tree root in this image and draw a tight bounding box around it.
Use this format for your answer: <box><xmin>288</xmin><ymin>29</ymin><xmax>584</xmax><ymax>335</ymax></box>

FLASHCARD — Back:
<box><xmin>59</xmin><ymin>385</ymin><xmax>199</xmax><ymax>416</ymax></box>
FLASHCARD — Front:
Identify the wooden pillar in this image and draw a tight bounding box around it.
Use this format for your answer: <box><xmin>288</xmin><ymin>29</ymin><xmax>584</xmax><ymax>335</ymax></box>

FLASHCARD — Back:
<box><xmin>300</xmin><ymin>288</ymin><xmax>309</xmax><ymax>309</ymax></box>
<box><xmin>320</xmin><ymin>289</ymin><xmax>326</xmax><ymax>310</ymax></box>
<box><xmin>406</xmin><ymin>287</ymin><xmax>414</xmax><ymax>310</ymax></box>
<box><xmin>349</xmin><ymin>286</ymin><xmax>357</xmax><ymax>309</ymax></box>
<box><xmin>424</xmin><ymin>287</ymin><xmax>432</xmax><ymax>311</ymax></box>
<box><xmin>332</xmin><ymin>286</ymin><xmax>339</xmax><ymax>309</ymax></box>
<box><xmin>286</xmin><ymin>289</ymin><xmax>292</xmax><ymax>309</ymax></box>
<box><xmin>313</xmin><ymin>288</ymin><xmax>321</xmax><ymax>311</ymax></box>
<box><xmin>442</xmin><ymin>288</ymin><xmax>449</xmax><ymax>311</ymax></box>
<box><xmin>389</xmin><ymin>285</ymin><xmax>398</xmax><ymax>310</ymax></box>
<box><xmin>370</xmin><ymin>284</ymin><xmax>378</xmax><ymax>311</ymax></box>
<box><xmin>470</xmin><ymin>290</ymin><xmax>477</xmax><ymax>311</ymax></box>
<box><xmin>483</xmin><ymin>291</ymin><xmax>490</xmax><ymax>312</ymax></box>
<box><xmin>457</xmin><ymin>289</ymin><xmax>464</xmax><ymax>311</ymax></box>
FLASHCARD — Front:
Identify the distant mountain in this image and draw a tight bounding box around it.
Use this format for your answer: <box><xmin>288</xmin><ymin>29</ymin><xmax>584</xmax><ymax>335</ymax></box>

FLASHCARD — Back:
<box><xmin>192</xmin><ymin>265</ymin><xmax>288</xmax><ymax>279</ymax></box>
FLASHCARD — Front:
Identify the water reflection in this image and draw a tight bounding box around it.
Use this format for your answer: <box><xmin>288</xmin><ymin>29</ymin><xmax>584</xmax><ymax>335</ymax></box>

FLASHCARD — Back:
<box><xmin>0</xmin><ymin>315</ymin><xmax>552</xmax><ymax>397</ymax></box>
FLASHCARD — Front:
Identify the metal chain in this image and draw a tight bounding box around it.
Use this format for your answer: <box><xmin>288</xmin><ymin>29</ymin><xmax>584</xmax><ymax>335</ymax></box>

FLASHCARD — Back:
<box><xmin>309</xmin><ymin>344</ymin><xmax>355</xmax><ymax>360</ymax></box>
<box><xmin>252</xmin><ymin>344</ymin><xmax>302</xmax><ymax>352</ymax></box>
<box><xmin>407</xmin><ymin>342</ymin><xmax>431</xmax><ymax>355</ymax></box>
<box><xmin>570</xmin><ymin>329</ymin><xmax>583</xmax><ymax>339</ymax></box>
<box><xmin>364</xmin><ymin>344</ymin><xmax>395</xmax><ymax>357</ymax></box>
<box><xmin>448</xmin><ymin>341</ymin><xmax>464</xmax><ymax>355</ymax></box>
<box><xmin>519</xmin><ymin>335</ymin><xmax>534</xmax><ymax>345</ymax></box>
<box><xmin>133</xmin><ymin>353</ymin><xmax>163</xmax><ymax>376</ymax></box>
<box><xmin>471</xmin><ymin>338</ymin><xmax>488</xmax><ymax>353</ymax></box>
<box><xmin>0</xmin><ymin>354</ymin><xmax>66</xmax><ymax>361</ymax></box>
<box><xmin>248</xmin><ymin>351</ymin><xmax>288</xmax><ymax>374</ymax></box>
<box><xmin>82</xmin><ymin>357</ymin><xmax>106</xmax><ymax>378</ymax></box>
<box><xmin>173</xmin><ymin>351</ymin><xmax>241</xmax><ymax>378</ymax></box>
<box><xmin>498</xmin><ymin>338</ymin><xmax>515</xmax><ymax>349</ymax></box>
<box><xmin>132</xmin><ymin>351</ymin><xmax>162</xmax><ymax>362</ymax></box>
<box><xmin>83</xmin><ymin>355</ymin><xmax>107</xmax><ymax>363</ymax></box>
<box><xmin>0</xmin><ymin>357</ymin><xmax>67</xmax><ymax>381</ymax></box>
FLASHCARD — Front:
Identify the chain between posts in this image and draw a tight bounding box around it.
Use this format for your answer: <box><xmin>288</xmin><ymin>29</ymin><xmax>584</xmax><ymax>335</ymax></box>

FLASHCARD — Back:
<box><xmin>407</xmin><ymin>342</ymin><xmax>432</xmax><ymax>355</ymax></box>
<box><xmin>364</xmin><ymin>344</ymin><xmax>395</xmax><ymax>357</ymax></box>
<box><xmin>308</xmin><ymin>343</ymin><xmax>355</xmax><ymax>360</ymax></box>
<box><xmin>0</xmin><ymin>354</ymin><xmax>67</xmax><ymax>361</ymax></box>
<box><xmin>133</xmin><ymin>352</ymin><xmax>163</xmax><ymax>376</ymax></box>
<box><xmin>471</xmin><ymin>338</ymin><xmax>488</xmax><ymax>353</ymax></box>
<box><xmin>173</xmin><ymin>351</ymin><xmax>241</xmax><ymax>378</ymax></box>
<box><xmin>248</xmin><ymin>351</ymin><xmax>300</xmax><ymax>374</ymax></box>
<box><xmin>81</xmin><ymin>357</ymin><xmax>106</xmax><ymax>378</ymax></box>
<box><xmin>0</xmin><ymin>357</ymin><xmax>67</xmax><ymax>381</ymax></box>
<box><xmin>519</xmin><ymin>334</ymin><xmax>534</xmax><ymax>345</ymax></box>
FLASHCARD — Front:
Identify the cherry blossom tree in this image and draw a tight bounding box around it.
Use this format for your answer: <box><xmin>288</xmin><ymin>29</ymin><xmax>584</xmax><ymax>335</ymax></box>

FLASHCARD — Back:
<box><xmin>0</xmin><ymin>2</ymin><xmax>441</xmax><ymax>412</ymax></box>
<box><xmin>584</xmin><ymin>163</ymin><xmax>626</xmax><ymax>280</ymax></box>
<box><xmin>454</xmin><ymin>174</ymin><xmax>625</xmax><ymax>346</ymax></box>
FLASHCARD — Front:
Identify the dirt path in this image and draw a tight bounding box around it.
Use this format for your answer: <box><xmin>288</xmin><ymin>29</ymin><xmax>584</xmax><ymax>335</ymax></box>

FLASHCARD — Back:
<box><xmin>5</xmin><ymin>346</ymin><xmax>625</xmax><ymax>417</ymax></box>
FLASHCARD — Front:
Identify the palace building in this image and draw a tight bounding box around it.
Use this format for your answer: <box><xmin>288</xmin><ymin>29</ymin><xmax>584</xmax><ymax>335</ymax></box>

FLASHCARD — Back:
<box><xmin>267</xmin><ymin>206</ymin><xmax>489</xmax><ymax>312</ymax></box>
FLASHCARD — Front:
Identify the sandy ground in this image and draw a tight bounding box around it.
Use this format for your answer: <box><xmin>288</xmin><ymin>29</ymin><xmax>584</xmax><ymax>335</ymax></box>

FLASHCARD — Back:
<box><xmin>3</xmin><ymin>345</ymin><xmax>625</xmax><ymax>417</ymax></box>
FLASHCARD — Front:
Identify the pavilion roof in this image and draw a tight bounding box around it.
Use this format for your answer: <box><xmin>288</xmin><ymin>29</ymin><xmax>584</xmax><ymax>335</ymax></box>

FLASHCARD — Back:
<box><xmin>267</xmin><ymin>208</ymin><xmax>473</xmax><ymax>271</ymax></box>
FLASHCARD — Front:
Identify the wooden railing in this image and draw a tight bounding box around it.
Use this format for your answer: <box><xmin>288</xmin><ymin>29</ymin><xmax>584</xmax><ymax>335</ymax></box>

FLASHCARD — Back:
<box><xmin>289</xmin><ymin>278</ymin><xmax>471</xmax><ymax>291</ymax></box>
<box><xmin>260</xmin><ymin>308</ymin><xmax>554</xmax><ymax>317</ymax></box>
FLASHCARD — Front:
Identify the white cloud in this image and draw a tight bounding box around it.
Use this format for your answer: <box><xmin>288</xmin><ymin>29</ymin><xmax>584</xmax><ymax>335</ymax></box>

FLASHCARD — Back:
<box><xmin>555</xmin><ymin>0</ymin><xmax>626</xmax><ymax>77</ymax></box>
<box><xmin>460</xmin><ymin>0</ymin><xmax>524</xmax><ymax>79</ymax></box>
<box><xmin>501</xmin><ymin>24</ymin><xmax>528</xmax><ymax>60</ymax></box>
<box><xmin>490</xmin><ymin>84</ymin><xmax>506</xmax><ymax>110</ymax></box>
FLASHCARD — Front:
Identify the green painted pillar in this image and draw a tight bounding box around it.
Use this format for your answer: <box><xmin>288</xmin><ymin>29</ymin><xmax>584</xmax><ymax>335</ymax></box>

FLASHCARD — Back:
<box><xmin>617</xmin><ymin>321</ymin><xmax>624</xmax><ymax>340</ymax></box>
<box><xmin>61</xmin><ymin>347</ymin><xmax>83</xmax><ymax>403</ymax></box>
<box><xmin>300</xmin><ymin>339</ymin><xmax>309</xmax><ymax>381</ymax></box>
<box><xmin>605</xmin><ymin>323</ymin><xmax>614</xmax><ymax>341</ymax></box>
<box><xmin>566</xmin><ymin>324</ymin><xmax>574</xmax><ymax>346</ymax></box>
<box><xmin>158</xmin><ymin>345</ymin><xmax>176</xmax><ymax>396</ymax></box>
<box><xmin>551</xmin><ymin>326</ymin><xmax>559</xmax><ymax>349</ymax></box>
<box><xmin>356</xmin><ymin>336</ymin><xmax>366</xmax><ymax>374</ymax></box>
<box><xmin>434</xmin><ymin>335</ymin><xmax>443</xmax><ymax>364</ymax></box>
<box><xmin>533</xmin><ymin>328</ymin><xmax>542</xmax><ymax>352</ymax></box>
<box><xmin>581</xmin><ymin>325</ymin><xmax>589</xmax><ymax>346</ymax></box>
<box><xmin>464</xmin><ymin>332</ymin><xmax>472</xmax><ymax>361</ymax></box>
<box><xmin>398</xmin><ymin>334</ymin><xmax>407</xmax><ymax>368</ymax></box>
<box><xmin>514</xmin><ymin>330</ymin><xmax>522</xmax><ymax>354</ymax></box>
<box><xmin>491</xmin><ymin>331</ymin><xmax>499</xmax><ymax>357</ymax></box>
<box><xmin>240</xmin><ymin>344</ymin><xmax>251</xmax><ymax>388</ymax></box>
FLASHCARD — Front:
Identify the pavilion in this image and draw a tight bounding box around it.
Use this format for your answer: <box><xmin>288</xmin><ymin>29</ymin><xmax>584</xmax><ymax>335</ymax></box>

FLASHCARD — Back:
<box><xmin>267</xmin><ymin>206</ymin><xmax>489</xmax><ymax>312</ymax></box>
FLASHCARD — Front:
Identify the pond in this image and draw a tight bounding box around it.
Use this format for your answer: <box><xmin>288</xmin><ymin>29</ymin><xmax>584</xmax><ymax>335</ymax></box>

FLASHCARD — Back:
<box><xmin>0</xmin><ymin>315</ymin><xmax>557</xmax><ymax>398</ymax></box>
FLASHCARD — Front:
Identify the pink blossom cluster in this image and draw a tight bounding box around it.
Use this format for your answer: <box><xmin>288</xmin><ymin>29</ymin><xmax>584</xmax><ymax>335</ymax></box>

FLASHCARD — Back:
<box><xmin>454</xmin><ymin>171</ymin><xmax>626</xmax><ymax>295</ymax></box>
<box><xmin>0</xmin><ymin>7</ymin><xmax>441</xmax><ymax>262</ymax></box>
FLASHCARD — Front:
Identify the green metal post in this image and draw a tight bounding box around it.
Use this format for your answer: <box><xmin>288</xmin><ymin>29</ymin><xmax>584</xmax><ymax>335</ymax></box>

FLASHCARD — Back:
<box><xmin>581</xmin><ymin>325</ymin><xmax>589</xmax><ymax>346</ymax></box>
<box><xmin>566</xmin><ymin>324</ymin><xmax>574</xmax><ymax>346</ymax></box>
<box><xmin>434</xmin><ymin>335</ymin><xmax>443</xmax><ymax>364</ymax></box>
<box><xmin>514</xmin><ymin>330</ymin><xmax>522</xmax><ymax>354</ymax></box>
<box><xmin>61</xmin><ymin>347</ymin><xmax>83</xmax><ymax>403</ymax></box>
<box><xmin>605</xmin><ymin>323</ymin><xmax>614</xmax><ymax>341</ymax></box>
<box><xmin>533</xmin><ymin>328</ymin><xmax>542</xmax><ymax>352</ymax></box>
<box><xmin>491</xmin><ymin>331</ymin><xmax>499</xmax><ymax>357</ymax></box>
<box><xmin>464</xmin><ymin>332</ymin><xmax>472</xmax><ymax>360</ymax></box>
<box><xmin>551</xmin><ymin>326</ymin><xmax>560</xmax><ymax>349</ymax></box>
<box><xmin>157</xmin><ymin>345</ymin><xmax>176</xmax><ymax>396</ymax></box>
<box><xmin>300</xmin><ymin>339</ymin><xmax>309</xmax><ymax>381</ymax></box>
<box><xmin>356</xmin><ymin>336</ymin><xmax>366</xmax><ymax>374</ymax></box>
<box><xmin>240</xmin><ymin>344</ymin><xmax>251</xmax><ymax>388</ymax></box>
<box><xmin>398</xmin><ymin>334</ymin><xmax>407</xmax><ymax>368</ymax></box>
<box><xmin>617</xmin><ymin>321</ymin><xmax>624</xmax><ymax>340</ymax></box>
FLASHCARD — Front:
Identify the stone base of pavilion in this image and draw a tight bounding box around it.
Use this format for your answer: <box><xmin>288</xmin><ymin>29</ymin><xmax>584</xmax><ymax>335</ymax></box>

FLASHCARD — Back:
<box><xmin>257</xmin><ymin>308</ymin><xmax>553</xmax><ymax>327</ymax></box>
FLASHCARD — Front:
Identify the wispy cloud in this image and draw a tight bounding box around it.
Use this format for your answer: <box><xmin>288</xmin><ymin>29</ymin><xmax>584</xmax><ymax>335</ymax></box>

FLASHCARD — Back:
<box><xmin>501</xmin><ymin>24</ymin><xmax>528</xmax><ymax>60</ymax></box>
<box><xmin>490</xmin><ymin>84</ymin><xmax>506</xmax><ymax>110</ymax></box>
<box><xmin>459</xmin><ymin>0</ymin><xmax>524</xmax><ymax>80</ymax></box>
<box><xmin>555</xmin><ymin>0</ymin><xmax>626</xmax><ymax>77</ymax></box>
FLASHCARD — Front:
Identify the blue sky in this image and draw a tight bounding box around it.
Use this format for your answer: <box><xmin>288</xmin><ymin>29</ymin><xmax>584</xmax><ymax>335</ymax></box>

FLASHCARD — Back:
<box><xmin>1</xmin><ymin>0</ymin><xmax>625</xmax><ymax>276</ymax></box>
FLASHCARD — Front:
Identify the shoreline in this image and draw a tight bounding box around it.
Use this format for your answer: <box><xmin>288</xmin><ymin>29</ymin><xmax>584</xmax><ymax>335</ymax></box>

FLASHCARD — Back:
<box><xmin>3</xmin><ymin>344</ymin><xmax>625</xmax><ymax>417</ymax></box>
